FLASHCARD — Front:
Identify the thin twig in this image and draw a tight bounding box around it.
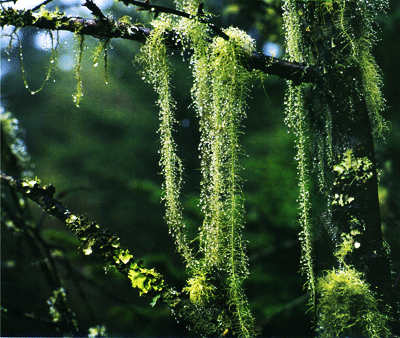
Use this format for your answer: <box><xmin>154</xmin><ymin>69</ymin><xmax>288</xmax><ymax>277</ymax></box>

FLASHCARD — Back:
<box><xmin>32</xmin><ymin>0</ymin><xmax>56</xmax><ymax>12</ymax></box>
<box><xmin>83</xmin><ymin>0</ymin><xmax>106</xmax><ymax>20</ymax></box>
<box><xmin>121</xmin><ymin>0</ymin><xmax>230</xmax><ymax>40</ymax></box>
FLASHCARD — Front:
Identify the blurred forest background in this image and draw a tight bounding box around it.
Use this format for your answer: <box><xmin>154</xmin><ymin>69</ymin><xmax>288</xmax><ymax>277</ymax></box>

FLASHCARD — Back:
<box><xmin>1</xmin><ymin>0</ymin><xmax>400</xmax><ymax>336</ymax></box>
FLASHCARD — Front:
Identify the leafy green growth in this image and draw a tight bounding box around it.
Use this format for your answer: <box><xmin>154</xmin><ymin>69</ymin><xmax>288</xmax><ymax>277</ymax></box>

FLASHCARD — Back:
<box><xmin>317</xmin><ymin>234</ymin><xmax>392</xmax><ymax>338</ymax></box>
<box><xmin>333</xmin><ymin>149</ymin><xmax>373</xmax><ymax>183</ymax></box>
<box><xmin>317</xmin><ymin>267</ymin><xmax>391</xmax><ymax>338</ymax></box>
<box><xmin>128</xmin><ymin>262</ymin><xmax>165</xmax><ymax>296</ymax></box>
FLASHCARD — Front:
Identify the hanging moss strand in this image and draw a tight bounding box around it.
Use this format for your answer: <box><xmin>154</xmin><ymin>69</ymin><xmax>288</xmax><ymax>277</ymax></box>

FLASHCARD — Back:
<box><xmin>140</xmin><ymin>17</ymin><xmax>195</xmax><ymax>271</ymax></box>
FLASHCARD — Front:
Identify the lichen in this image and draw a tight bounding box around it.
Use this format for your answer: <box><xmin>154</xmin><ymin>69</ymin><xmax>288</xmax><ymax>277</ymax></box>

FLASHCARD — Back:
<box><xmin>128</xmin><ymin>262</ymin><xmax>165</xmax><ymax>296</ymax></box>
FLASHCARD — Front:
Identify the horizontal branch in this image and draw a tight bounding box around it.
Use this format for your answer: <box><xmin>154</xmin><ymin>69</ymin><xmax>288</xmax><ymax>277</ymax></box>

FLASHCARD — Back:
<box><xmin>0</xmin><ymin>7</ymin><xmax>314</xmax><ymax>83</ymax></box>
<box><xmin>0</xmin><ymin>171</ymin><xmax>164</xmax><ymax>293</ymax></box>
<box><xmin>121</xmin><ymin>0</ymin><xmax>230</xmax><ymax>40</ymax></box>
<box><xmin>0</xmin><ymin>171</ymin><xmax>228</xmax><ymax>335</ymax></box>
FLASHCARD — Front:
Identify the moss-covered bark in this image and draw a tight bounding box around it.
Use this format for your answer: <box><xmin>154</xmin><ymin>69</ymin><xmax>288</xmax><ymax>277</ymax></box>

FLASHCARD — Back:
<box><xmin>283</xmin><ymin>1</ymin><xmax>398</xmax><ymax>336</ymax></box>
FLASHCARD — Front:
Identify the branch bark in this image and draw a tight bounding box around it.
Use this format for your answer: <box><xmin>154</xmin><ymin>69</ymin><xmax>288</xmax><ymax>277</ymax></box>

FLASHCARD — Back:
<box><xmin>0</xmin><ymin>7</ymin><xmax>313</xmax><ymax>83</ymax></box>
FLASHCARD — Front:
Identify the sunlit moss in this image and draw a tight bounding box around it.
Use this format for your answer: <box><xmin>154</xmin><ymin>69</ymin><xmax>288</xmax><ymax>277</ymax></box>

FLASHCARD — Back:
<box><xmin>72</xmin><ymin>34</ymin><xmax>85</xmax><ymax>107</ymax></box>
<box><xmin>114</xmin><ymin>248</ymin><xmax>133</xmax><ymax>265</ymax></box>
<box><xmin>139</xmin><ymin>14</ymin><xmax>195</xmax><ymax>271</ymax></box>
<box><xmin>183</xmin><ymin>273</ymin><xmax>216</xmax><ymax>306</ymax></box>
<box><xmin>92</xmin><ymin>38</ymin><xmax>110</xmax><ymax>84</ymax></box>
<box><xmin>139</xmin><ymin>8</ymin><xmax>255</xmax><ymax>335</ymax></box>
<box><xmin>282</xmin><ymin>2</ymin><xmax>317</xmax><ymax>313</ymax></box>
<box><xmin>88</xmin><ymin>325</ymin><xmax>107</xmax><ymax>338</ymax></box>
<box><xmin>317</xmin><ymin>234</ymin><xmax>391</xmax><ymax>338</ymax></box>
<box><xmin>333</xmin><ymin>0</ymin><xmax>389</xmax><ymax>137</ymax></box>
<box><xmin>282</xmin><ymin>2</ymin><xmax>390</xmax><ymax>321</ymax></box>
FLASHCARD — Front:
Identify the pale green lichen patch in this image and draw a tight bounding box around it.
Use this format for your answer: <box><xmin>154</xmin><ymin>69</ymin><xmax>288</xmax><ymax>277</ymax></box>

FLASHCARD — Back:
<box><xmin>128</xmin><ymin>262</ymin><xmax>165</xmax><ymax>296</ymax></box>
<box><xmin>114</xmin><ymin>248</ymin><xmax>133</xmax><ymax>265</ymax></box>
<box><xmin>333</xmin><ymin>150</ymin><xmax>373</xmax><ymax>183</ymax></box>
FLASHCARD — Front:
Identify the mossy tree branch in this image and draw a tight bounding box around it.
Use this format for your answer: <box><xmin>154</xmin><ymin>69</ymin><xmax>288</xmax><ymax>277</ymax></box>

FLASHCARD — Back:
<box><xmin>0</xmin><ymin>7</ymin><xmax>313</xmax><ymax>83</ymax></box>
<box><xmin>0</xmin><ymin>171</ymin><xmax>163</xmax><ymax>293</ymax></box>
<box><xmin>0</xmin><ymin>171</ymin><xmax>240</xmax><ymax>337</ymax></box>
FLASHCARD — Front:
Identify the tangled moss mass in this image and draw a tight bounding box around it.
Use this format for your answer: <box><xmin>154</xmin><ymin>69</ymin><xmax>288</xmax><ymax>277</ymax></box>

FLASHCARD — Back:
<box><xmin>317</xmin><ymin>233</ymin><xmax>391</xmax><ymax>338</ymax></box>
<box><xmin>317</xmin><ymin>267</ymin><xmax>391</xmax><ymax>338</ymax></box>
<box><xmin>140</xmin><ymin>3</ymin><xmax>256</xmax><ymax>336</ymax></box>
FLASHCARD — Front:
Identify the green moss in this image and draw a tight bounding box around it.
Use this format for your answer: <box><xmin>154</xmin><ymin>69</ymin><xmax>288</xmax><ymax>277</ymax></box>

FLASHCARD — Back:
<box><xmin>3</xmin><ymin>27</ymin><xmax>59</xmax><ymax>96</ymax></box>
<box><xmin>333</xmin><ymin>150</ymin><xmax>373</xmax><ymax>183</ymax></box>
<box><xmin>92</xmin><ymin>38</ymin><xmax>110</xmax><ymax>84</ymax></box>
<box><xmin>282</xmin><ymin>2</ymin><xmax>390</xmax><ymax>320</ymax></box>
<box><xmin>183</xmin><ymin>273</ymin><xmax>216</xmax><ymax>306</ymax></box>
<box><xmin>139</xmin><ymin>14</ymin><xmax>195</xmax><ymax>271</ymax></box>
<box><xmin>139</xmin><ymin>10</ymin><xmax>256</xmax><ymax>336</ymax></box>
<box><xmin>317</xmin><ymin>267</ymin><xmax>391</xmax><ymax>338</ymax></box>
<box><xmin>317</xmin><ymin>231</ymin><xmax>392</xmax><ymax>337</ymax></box>
<box><xmin>72</xmin><ymin>34</ymin><xmax>85</xmax><ymax>107</ymax></box>
<box><xmin>333</xmin><ymin>1</ymin><xmax>389</xmax><ymax>137</ymax></box>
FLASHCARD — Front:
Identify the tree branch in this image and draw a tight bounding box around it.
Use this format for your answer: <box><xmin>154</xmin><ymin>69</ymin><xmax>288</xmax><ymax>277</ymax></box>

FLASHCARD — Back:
<box><xmin>0</xmin><ymin>172</ymin><xmax>160</xmax><ymax>288</ymax></box>
<box><xmin>0</xmin><ymin>7</ymin><xmax>313</xmax><ymax>83</ymax></box>
<box><xmin>121</xmin><ymin>0</ymin><xmax>230</xmax><ymax>40</ymax></box>
<box><xmin>0</xmin><ymin>171</ymin><xmax>236</xmax><ymax>336</ymax></box>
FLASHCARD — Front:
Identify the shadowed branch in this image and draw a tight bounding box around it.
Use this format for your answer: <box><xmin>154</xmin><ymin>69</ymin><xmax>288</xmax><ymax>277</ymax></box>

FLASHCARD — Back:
<box><xmin>0</xmin><ymin>7</ymin><xmax>313</xmax><ymax>83</ymax></box>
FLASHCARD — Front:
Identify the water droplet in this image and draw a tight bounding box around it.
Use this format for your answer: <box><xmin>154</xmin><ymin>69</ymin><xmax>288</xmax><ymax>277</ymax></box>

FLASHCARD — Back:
<box><xmin>93</xmin><ymin>62</ymin><xmax>98</xmax><ymax>67</ymax></box>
